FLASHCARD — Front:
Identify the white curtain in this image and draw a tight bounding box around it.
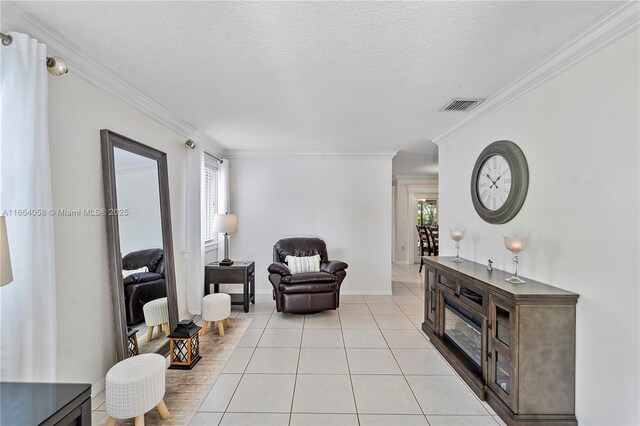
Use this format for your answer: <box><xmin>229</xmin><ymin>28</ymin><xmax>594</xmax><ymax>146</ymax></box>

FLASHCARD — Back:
<box><xmin>217</xmin><ymin>159</ymin><xmax>230</xmax><ymax>260</ymax></box>
<box><xmin>0</xmin><ymin>32</ymin><xmax>57</xmax><ymax>381</ymax></box>
<box><xmin>185</xmin><ymin>146</ymin><xmax>205</xmax><ymax>314</ymax></box>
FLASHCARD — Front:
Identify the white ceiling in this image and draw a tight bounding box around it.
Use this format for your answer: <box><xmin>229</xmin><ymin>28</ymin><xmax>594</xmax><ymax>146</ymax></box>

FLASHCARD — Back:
<box><xmin>392</xmin><ymin>151</ymin><xmax>439</xmax><ymax>179</ymax></box>
<box><xmin>4</xmin><ymin>1</ymin><xmax>622</xmax><ymax>175</ymax></box>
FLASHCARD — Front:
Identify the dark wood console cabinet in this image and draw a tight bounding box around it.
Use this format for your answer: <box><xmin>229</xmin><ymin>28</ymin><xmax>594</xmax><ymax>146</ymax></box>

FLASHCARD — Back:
<box><xmin>422</xmin><ymin>257</ymin><xmax>579</xmax><ymax>426</ymax></box>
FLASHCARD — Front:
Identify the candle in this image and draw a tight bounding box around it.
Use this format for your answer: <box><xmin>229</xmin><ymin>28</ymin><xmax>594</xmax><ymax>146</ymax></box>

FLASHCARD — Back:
<box><xmin>449</xmin><ymin>228</ymin><xmax>466</xmax><ymax>263</ymax></box>
<box><xmin>504</xmin><ymin>235</ymin><xmax>524</xmax><ymax>253</ymax></box>
<box><xmin>449</xmin><ymin>228</ymin><xmax>465</xmax><ymax>242</ymax></box>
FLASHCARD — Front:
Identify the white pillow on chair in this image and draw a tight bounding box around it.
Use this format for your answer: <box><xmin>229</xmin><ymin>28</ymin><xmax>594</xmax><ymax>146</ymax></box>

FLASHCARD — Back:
<box><xmin>285</xmin><ymin>255</ymin><xmax>321</xmax><ymax>274</ymax></box>
<box><xmin>122</xmin><ymin>266</ymin><xmax>149</xmax><ymax>278</ymax></box>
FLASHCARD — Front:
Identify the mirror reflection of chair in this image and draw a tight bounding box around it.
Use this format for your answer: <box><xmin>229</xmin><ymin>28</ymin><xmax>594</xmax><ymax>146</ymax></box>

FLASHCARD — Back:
<box><xmin>143</xmin><ymin>297</ymin><xmax>170</xmax><ymax>342</ymax></box>
<box><xmin>122</xmin><ymin>249</ymin><xmax>166</xmax><ymax>326</ymax></box>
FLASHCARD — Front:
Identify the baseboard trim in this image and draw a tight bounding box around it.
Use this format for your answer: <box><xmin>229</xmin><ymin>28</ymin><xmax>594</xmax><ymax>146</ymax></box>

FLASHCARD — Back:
<box><xmin>254</xmin><ymin>289</ymin><xmax>393</xmax><ymax>296</ymax></box>
<box><xmin>91</xmin><ymin>377</ymin><xmax>105</xmax><ymax>398</ymax></box>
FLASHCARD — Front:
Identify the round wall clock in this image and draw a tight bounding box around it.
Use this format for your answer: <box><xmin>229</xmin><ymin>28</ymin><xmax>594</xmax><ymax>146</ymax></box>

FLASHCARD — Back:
<box><xmin>470</xmin><ymin>140</ymin><xmax>529</xmax><ymax>224</ymax></box>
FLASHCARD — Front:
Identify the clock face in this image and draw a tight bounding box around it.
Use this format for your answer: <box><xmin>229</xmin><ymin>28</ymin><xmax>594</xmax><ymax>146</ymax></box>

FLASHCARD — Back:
<box><xmin>470</xmin><ymin>140</ymin><xmax>528</xmax><ymax>224</ymax></box>
<box><xmin>476</xmin><ymin>154</ymin><xmax>512</xmax><ymax>211</ymax></box>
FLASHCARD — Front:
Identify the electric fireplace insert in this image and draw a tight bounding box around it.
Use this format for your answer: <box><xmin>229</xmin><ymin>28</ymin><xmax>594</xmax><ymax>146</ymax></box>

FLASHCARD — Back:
<box><xmin>443</xmin><ymin>298</ymin><xmax>482</xmax><ymax>375</ymax></box>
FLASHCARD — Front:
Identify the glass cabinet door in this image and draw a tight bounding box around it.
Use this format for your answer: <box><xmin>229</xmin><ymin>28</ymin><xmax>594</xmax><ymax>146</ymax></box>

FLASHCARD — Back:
<box><xmin>424</xmin><ymin>267</ymin><xmax>436</xmax><ymax>330</ymax></box>
<box><xmin>488</xmin><ymin>295</ymin><xmax>517</xmax><ymax>411</ymax></box>
<box><xmin>495</xmin><ymin>305</ymin><xmax>511</xmax><ymax>347</ymax></box>
<box><xmin>494</xmin><ymin>352</ymin><xmax>511</xmax><ymax>394</ymax></box>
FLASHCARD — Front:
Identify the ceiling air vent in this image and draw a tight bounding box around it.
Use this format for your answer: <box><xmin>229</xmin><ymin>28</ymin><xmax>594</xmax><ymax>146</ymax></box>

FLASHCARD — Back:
<box><xmin>441</xmin><ymin>98</ymin><xmax>484</xmax><ymax>112</ymax></box>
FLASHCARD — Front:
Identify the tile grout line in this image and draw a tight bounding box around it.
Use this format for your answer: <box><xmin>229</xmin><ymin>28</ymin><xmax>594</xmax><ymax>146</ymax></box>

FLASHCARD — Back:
<box><xmin>216</xmin><ymin>309</ymin><xmax>273</xmax><ymax>424</ymax></box>
<box><xmin>367</xmin><ymin>299</ymin><xmax>429</xmax><ymax>423</ymax></box>
<box><xmin>288</xmin><ymin>314</ymin><xmax>305</xmax><ymax>426</ymax></box>
<box><xmin>338</xmin><ymin>308</ymin><xmax>361</xmax><ymax>426</ymax></box>
<box><xmin>385</xmin><ymin>274</ymin><xmax>432</xmax><ymax>424</ymax></box>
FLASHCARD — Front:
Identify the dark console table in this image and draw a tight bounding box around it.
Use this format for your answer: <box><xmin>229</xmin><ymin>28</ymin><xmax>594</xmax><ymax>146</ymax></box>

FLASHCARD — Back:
<box><xmin>1</xmin><ymin>382</ymin><xmax>91</xmax><ymax>425</ymax></box>
<box><xmin>422</xmin><ymin>257</ymin><xmax>579</xmax><ymax>426</ymax></box>
<box><xmin>205</xmin><ymin>261</ymin><xmax>255</xmax><ymax>312</ymax></box>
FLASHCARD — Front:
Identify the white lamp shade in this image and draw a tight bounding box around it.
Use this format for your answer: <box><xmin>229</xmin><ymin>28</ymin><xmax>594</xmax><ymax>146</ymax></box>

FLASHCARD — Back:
<box><xmin>213</xmin><ymin>213</ymin><xmax>238</xmax><ymax>234</ymax></box>
<box><xmin>0</xmin><ymin>216</ymin><xmax>13</xmax><ymax>286</ymax></box>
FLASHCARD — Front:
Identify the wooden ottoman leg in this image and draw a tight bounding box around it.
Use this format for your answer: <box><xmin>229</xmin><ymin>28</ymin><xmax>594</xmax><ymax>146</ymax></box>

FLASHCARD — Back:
<box><xmin>156</xmin><ymin>325</ymin><xmax>162</xmax><ymax>335</ymax></box>
<box><xmin>106</xmin><ymin>417</ymin><xmax>116</xmax><ymax>426</ymax></box>
<box><xmin>225</xmin><ymin>318</ymin><xmax>232</xmax><ymax>328</ymax></box>
<box><xmin>156</xmin><ymin>400</ymin><xmax>171</xmax><ymax>419</ymax></box>
<box><xmin>134</xmin><ymin>415</ymin><xmax>144</xmax><ymax>426</ymax></box>
<box><xmin>218</xmin><ymin>320</ymin><xmax>225</xmax><ymax>336</ymax></box>
<box><xmin>200</xmin><ymin>321</ymin><xmax>208</xmax><ymax>336</ymax></box>
<box><xmin>146</xmin><ymin>326</ymin><xmax>153</xmax><ymax>342</ymax></box>
<box><xmin>162</xmin><ymin>323</ymin><xmax>170</xmax><ymax>337</ymax></box>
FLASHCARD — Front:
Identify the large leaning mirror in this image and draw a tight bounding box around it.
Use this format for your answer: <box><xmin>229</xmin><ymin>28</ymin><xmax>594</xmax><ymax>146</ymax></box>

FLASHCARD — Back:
<box><xmin>101</xmin><ymin>129</ymin><xmax>178</xmax><ymax>361</ymax></box>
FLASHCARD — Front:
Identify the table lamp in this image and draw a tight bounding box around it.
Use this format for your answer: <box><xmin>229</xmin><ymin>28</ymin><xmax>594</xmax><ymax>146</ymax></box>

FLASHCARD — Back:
<box><xmin>213</xmin><ymin>213</ymin><xmax>237</xmax><ymax>266</ymax></box>
<box><xmin>1</xmin><ymin>216</ymin><xmax>13</xmax><ymax>286</ymax></box>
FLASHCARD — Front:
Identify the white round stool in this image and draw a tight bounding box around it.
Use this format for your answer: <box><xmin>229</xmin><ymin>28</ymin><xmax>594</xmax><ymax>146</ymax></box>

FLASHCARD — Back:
<box><xmin>105</xmin><ymin>353</ymin><xmax>170</xmax><ymax>426</ymax></box>
<box><xmin>201</xmin><ymin>293</ymin><xmax>232</xmax><ymax>336</ymax></box>
<box><xmin>143</xmin><ymin>297</ymin><xmax>169</xmax><ymax>342</ymax></box>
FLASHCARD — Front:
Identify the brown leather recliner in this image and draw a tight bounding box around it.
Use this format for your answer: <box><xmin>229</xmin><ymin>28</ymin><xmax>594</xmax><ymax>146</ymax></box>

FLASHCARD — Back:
<box><xmin>268</xmin><ymin>238</ymin><xmax>348</xmax><ymax>313</ymax></box>
<box><xmin>122</xmin><ymin>248</ymin><xmax>167</xmax><ymax>325</ymax></box>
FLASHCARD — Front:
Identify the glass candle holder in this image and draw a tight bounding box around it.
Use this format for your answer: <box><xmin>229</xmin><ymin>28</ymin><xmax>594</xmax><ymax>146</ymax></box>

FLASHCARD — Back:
<box><xmin>504</xmin><ymin>235</ymin><xmax>525</xmax><ymax>284</ymax></box>
<box><xmin>449</xmin><ymin>228</ymin><xmax>465</xmax><ymax>263</ymax></box>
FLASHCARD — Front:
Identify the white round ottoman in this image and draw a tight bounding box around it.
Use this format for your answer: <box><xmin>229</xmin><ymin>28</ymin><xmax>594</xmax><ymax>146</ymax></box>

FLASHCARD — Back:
<box><xmin>201</xmin><ymin>293</ymin><xmax>232</xmax><ymax>336</ymax></box>
<box><xmin>143</xmin><ymin>297</ymin><xmax>169</xmax><ymax>342</ymax></box>
<box><xmin>105</xmin><ymin>353</ymin><xmax>170</xmax><ymax>426</ymax></box>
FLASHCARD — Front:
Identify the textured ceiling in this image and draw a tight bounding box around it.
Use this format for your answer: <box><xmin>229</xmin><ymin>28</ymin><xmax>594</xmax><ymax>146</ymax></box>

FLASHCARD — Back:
<box><xmin>5</xmin><ymin>1</ymin><xmax>621</xmax><ymax>173</ymax></box>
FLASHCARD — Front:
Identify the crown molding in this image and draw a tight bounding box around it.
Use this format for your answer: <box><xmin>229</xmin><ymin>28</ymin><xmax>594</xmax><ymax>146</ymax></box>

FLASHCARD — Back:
<box><xmin>1</xmin><ymin>2</ymin><xmax>225</xmax><ymax>156</ymax></box>
<box><xmin>394</xmin><ymin>174</ymin><xmax>439</xmax><ymax>182</ymax></box>
<box><xmin>432</xmin><ymin>2</ymin><xmax>640</xmax><ymax>146</ymax></box>
<box><xmin>225</xmin><ymin>150</ymin><xmax>398</xmax><ymax>159</ymax></box>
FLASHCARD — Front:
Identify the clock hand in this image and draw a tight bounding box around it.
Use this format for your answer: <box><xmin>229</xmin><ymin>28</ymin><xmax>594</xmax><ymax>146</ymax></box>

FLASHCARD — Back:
<box><xmin>484</xmin><ymin>173</ymin><xmax>497</xmax><ymax>188</ymax></box>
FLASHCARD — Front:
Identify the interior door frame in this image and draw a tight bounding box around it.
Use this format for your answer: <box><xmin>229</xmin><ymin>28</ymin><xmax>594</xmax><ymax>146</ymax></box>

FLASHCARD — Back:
<box><xmin>406</xmin><ymin>183</ymin><xmax>438</xmax><ymax>265</ymax></box>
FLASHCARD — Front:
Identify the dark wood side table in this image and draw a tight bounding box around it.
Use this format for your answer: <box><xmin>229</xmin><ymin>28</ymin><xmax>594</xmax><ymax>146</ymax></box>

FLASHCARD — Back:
<box><xmin>204</xmin><ymin>261</ymin><xmax>255</xmax><ymax>312</ymax></box>
<box><xmin>1</xmin><ymin>382</ymin><xmax>92</xmax><ymax>425</ymax></box>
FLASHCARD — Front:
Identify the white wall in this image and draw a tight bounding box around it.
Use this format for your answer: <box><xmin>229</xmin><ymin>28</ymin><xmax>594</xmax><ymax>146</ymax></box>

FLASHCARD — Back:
<box><xmin>230</xmin><ymin>157</ymin><xmax>392</xmax><ymax>295</ymax></box>
<box><xmin>393</xmin><ymin>177</ymin><xmax>438</xmax><ymax>264</ymax></box>
<box><xmin>48</xmin><ymin>73</ymin><xmax>191</xmax><ymax>394</ymax></box>
<box><xmin>438</xmin><ymin>30</ymin><xmax>639</xmax><ymax>425</ymax></box>
<box><xmin>115</xmin><ymin>166</ymin><xmax>163</xmax><ymax>256</ymax></box>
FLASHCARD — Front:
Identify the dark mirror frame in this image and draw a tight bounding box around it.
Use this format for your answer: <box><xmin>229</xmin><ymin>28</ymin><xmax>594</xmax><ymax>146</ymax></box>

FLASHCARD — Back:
<box><xmin>100</xmin><ymin>129</ymin><xmax>179</xmax><ymax>361</ymax></box>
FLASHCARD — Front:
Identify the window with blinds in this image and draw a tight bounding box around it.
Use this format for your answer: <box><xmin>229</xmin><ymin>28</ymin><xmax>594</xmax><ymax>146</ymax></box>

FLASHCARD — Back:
<box><xmin>203</xmin><ymin>158</ymin><xmax>218</xmax><ymax>244</ymax></box>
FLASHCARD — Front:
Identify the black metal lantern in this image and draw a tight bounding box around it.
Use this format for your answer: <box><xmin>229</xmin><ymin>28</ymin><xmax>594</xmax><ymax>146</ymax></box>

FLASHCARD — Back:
<box><xmin>168</xmin><ymin>320</ymin><xmax>201</xmax><ymax>370</ymax></box>
<box><xmin>127</xmin><ymin>328</ymin><xmax>139</xmax><ymax>357</ymax></box>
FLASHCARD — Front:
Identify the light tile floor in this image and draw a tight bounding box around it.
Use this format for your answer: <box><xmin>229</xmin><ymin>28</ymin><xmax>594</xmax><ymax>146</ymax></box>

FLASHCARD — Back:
<box><xmin>92</xmin><ymin>263</ymin><xmax>506</xmax><ymax>426</ymax></box>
